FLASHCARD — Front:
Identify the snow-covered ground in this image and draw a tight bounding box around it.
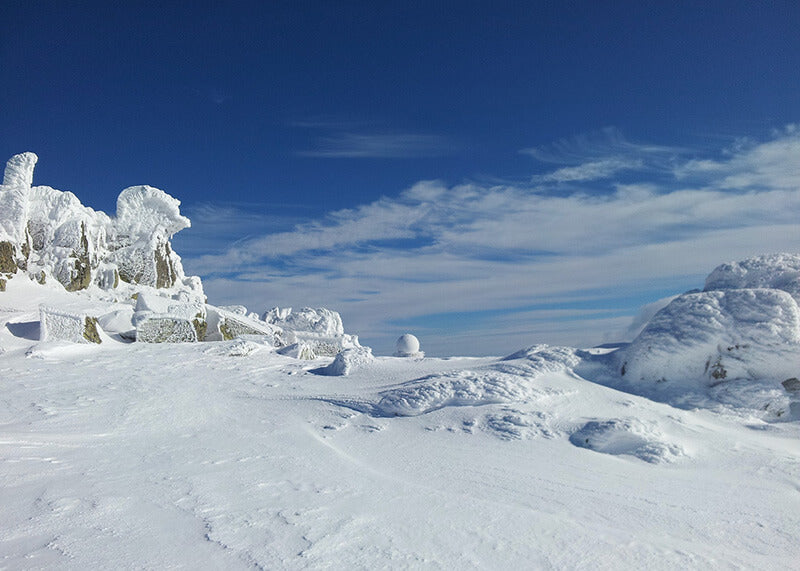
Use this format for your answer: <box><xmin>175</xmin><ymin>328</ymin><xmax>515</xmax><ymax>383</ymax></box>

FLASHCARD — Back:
<box><xmin>2</xmin><ymin>153</ymin><xmax>799</xmax><ymax>568</ymax></box>
<box><xmin>1</xmin><ymin>280</ymin><xmax>799</xmax><ymax>569</ymax></box>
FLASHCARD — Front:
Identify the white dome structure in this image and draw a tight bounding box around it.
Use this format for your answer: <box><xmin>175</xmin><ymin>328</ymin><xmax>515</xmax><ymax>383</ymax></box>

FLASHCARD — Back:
<box><xmin>394</xmin><ymin>333</ymin><xmax>424</xmax><ymax>358</ymax></box>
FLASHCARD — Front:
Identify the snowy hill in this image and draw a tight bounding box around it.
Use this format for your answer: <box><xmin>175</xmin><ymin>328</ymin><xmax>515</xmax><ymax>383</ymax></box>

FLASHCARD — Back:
<box><xmin>1</xmin><ymin>153</ymin><xmax>799</xmax><ymax>568</ymax></box>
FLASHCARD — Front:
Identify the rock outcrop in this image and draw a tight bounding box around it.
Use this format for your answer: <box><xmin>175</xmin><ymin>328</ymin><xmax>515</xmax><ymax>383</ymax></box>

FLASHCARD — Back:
<box><xmin>618</xmin><ymin>254</ymin><xmax>800</xmax><ymax>389</ymax></box>
<box><xmin>2</xmin><ymin>152</ymin><xmax>369</xmax><ymax>353</ymax></box>
<box><xmin>0</xmin><ymin>152</ymin><xmax>202</xmax><ymax>299</ymax></box>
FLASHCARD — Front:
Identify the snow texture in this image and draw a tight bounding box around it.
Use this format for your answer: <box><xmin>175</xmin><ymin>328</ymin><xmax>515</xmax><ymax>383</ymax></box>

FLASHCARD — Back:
<box><xmin>569</xmin><ymin>418</ymin><xmax>686</xmax><ymax>463</ymax></box>
<box><xmin>263</xmin><ymin>306</ymin><xmax>345</xmax><ymax>337</ymax></box>
<box><xmin>704</xmin><ymin>252</ymin><xmax>800</xmax><ymax>302</ymax></box>
<box><xmin>376</xmin><ymin>345</ymin><xmax>576</xmax><ymax>416</ymax></box>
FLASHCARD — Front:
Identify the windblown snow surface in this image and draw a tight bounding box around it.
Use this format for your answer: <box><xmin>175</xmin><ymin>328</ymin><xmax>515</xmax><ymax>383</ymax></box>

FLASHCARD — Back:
<box><xmin>2</xmin><ymin>279</ymin><xmax>799</xmax><ymax>569</ymax></box>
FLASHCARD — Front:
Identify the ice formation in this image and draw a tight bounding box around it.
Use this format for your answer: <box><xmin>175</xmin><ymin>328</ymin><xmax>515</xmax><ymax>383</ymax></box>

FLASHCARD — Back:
<box><xmin>0</xmin><ymin>152</ymin><xmax>202</xmax><ymax>298</ymax></box>
<box><xmin>265</xmin><ymin>306</ymin><xmax>362</xmax><ymax>358</ymax></box>
<box><xmin>263</xmin><ymin>307</ymin><xmax>345</xmax><ymax>337</ymax></box>
<box><xmin>0</xmin><ymin>152</ymin><xmax>366</xmax><ymax>351</ymax></box>
<box><xmin>618</xmin><ymin>254</ymin><xmax>800</xmax><ymax>391</ymax></box>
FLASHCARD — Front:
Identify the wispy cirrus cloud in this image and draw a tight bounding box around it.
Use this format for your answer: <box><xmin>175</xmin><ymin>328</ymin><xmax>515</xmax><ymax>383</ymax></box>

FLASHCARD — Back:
<box><xmin>523</xmin><ymin>127</ymin><xmax>688</xmax><ymax>184</ymax></box>
<box><xmin>183</xmin><ymin>126</ymin><xmax>800</xmax><ymax>356</ymax></box>
<box><xmin>297</xmin><ymin>132</ymin><xmax>455</xmax><ymax>158</ymax></box>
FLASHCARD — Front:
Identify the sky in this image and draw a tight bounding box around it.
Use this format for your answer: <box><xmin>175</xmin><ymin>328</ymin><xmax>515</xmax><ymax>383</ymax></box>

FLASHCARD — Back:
<box><xmin>2</xmin><ymin>1</ymin><xmax>800</xmax><ymax>355</ymax></box>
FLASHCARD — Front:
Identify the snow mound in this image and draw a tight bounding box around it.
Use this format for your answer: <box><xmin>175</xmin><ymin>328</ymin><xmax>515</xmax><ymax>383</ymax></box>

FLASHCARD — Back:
<box><xmin>500</xmin><ymin>344</ymin><xmax>581</xmax><ymax>372</ymax></box>
<box><xmin>313</xmin><ymin>346</ymin><xmax>375</xmax><ymax>376</ymax></box>
<box><xmin>704</xmin><ymin>253</ymin><xmax>800</xmax><ymax>302</ymax></box>
<box><xmin>375</xmin><ymin>346</ymin><xmax>576</xmax><ymax>416</ymax></box>
<box><xmin>569</xmin><ymin>418</ymin><xmax>686</xmax><ymax>463</ymax></box>
<box><xmin>480</xmin><ymin>408</ymin><xmax>555</xmax><ymax>441</ymax></box>
<box><xmin>619</xmin><ymin>289</ymin><xmax>800</xmax><ymax>388</ymax></box>
<box><xmin>375</xmin><ymin>370</ymin><xmax>547</xmax><ymax>416</ymax></box>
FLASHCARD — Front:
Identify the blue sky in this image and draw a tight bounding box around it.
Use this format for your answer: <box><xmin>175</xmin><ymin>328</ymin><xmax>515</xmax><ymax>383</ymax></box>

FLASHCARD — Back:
<box><xmin>2</xmin><ymin>1</ymin><xmax>800</xmax><ymax>355</ymax></box>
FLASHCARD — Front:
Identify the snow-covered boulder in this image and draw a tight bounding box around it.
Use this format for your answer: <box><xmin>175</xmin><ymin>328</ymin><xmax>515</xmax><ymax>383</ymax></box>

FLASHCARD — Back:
<box><xmin>263</xmin><ymin>306</ymin><xmax>364</xmax><ymax>357</ymax></box>
<box><xmin>0</xmin><ymin>152</ymin><xmax>202</xmax><ymax>301</ymax></box>
<box><xmin>133</xmin><ymin>292</ymin><xmax>206</xmax><ymax>342</ymax></box>
<box><xmin>39</xmin><ymin>305</ymin><xmax>102</xmax><ymax>344</ymax></box>
<box><xmin>263</xmin><ymin>307</ymin><xmax>344</xmax><ymax>337</ymax></box>
<box><xmin>704</xmin><ymin>253</ymin><xmax>800</xmax><ymax>302</ymax></box>
<box><xmin>109</xmin><ymin>185</ymin><xmax>190</xmax><ymax>289</ymax></box>
<box><xmin>314</xmin><ymin>346</ymin><xmax>375</xmax><ymax>376</ymax></box>
<box><xmin>618</xmin><ymin>256</ymin><xmax>800</xmax><ymax>389</ymax></box>
<box><xmin>136</xmin><ymin>316</ymin><xmax>198</xmax><ymax>343</ymax></box>
<box><xmin>205</xmin><ymin>305</ymin><xmax>284</xmax><ymax>345</ymax></box>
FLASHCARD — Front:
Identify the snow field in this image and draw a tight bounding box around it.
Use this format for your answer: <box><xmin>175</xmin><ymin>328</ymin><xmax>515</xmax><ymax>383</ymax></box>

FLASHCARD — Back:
<box><xmin>3</xmin><ymin>317</ymin><xmax>798</xmax><ymax>568</ymax></box>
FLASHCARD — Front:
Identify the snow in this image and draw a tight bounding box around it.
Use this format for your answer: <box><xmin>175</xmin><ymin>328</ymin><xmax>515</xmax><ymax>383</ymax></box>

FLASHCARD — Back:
<box><xmin>313</xmin><ymin>346</ymin><xmax>375</xmax><ymax>376</ymax></box>
<box><xmin>1</xmin><ymin>155</ymin><xmax>799</xmax><ymax>567</ymax></box>
<box><xmin>0</xmin><ymin>153</ymin><xmax>202</xmax><ymax>299</ymax></box>
<box><xmin>704</xmin><ymin>252</ymin><xmax>800</xmax><ymax>301</ymax></box>
<box><xmin>264</xmin><ymin>306</ymin><xmax>345</xmax><ymax>337</ymax></box>
<box><xmin>1</xmin><ymin>304</ymin><xmax>798</xmax><ymax>568</ymax></box>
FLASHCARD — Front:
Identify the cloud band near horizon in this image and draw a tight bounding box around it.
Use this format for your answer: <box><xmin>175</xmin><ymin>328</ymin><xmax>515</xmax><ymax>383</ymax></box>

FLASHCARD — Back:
<box><xmin>179</xmin><ymin>126</ymin><xmax>800</xmax><ymax>356</ymax></box>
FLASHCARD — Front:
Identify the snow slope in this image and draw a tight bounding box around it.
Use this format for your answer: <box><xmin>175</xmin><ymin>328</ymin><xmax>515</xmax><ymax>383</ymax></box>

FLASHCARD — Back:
<box><xmin>1</xmin><ymin>280</ymin><xmax>799</xmax><ymax>569</ymax></box>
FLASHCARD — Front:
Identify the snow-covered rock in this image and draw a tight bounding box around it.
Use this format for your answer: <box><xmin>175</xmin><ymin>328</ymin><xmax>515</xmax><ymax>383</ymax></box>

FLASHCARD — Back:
<box><xmin>205</xmin><ymin>305</ymin><xmax>284</xmax><ymax>345</ymax></box>
<box><xmin>263</xmin><ymin>307</ymin><xmax>345</xmax><ymax>337</ymax></box>
<box><xmin>0</xmin><ymin>152</ymin><xmax>202</xmax><ymax>300</ymax></box>
<box><xmin>314</xmin><ymin>346</ymin><xmax>375</xmax><ymax>376</ymax></box>
<box><xmin>263</xmin><ymin>306</ymin><xmax>365</xmax><ymax>357</ymax></box>
<box><xmin>704</xmin><ymin>253</ymin><xmax>800</xmax><ymax>302</ymax></box>
<box><xmin>132</xmin><ymin>292</ymin><xmax>206</xmax><ymax>342</ymax></box>
<box><xmin>618</xmin><ymin>255</ymin><xmax>800</xmax><ymax>393</ymax></box>
<box><xmin>39</xmin><ymin>305</ymin><xmax>101</xmax><ymax>344</ymax></box>
<box><xmin>136</xmin><ymin>315</ymin><xmax>198</xmax><ymax>343</ymax></box>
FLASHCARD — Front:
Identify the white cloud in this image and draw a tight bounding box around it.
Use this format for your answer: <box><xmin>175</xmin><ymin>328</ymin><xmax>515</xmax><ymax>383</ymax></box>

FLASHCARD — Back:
<box><xmin>534</xmin><ymin>158</ymin><xmax>643</xmax><ymax>182</ymax></box>
<box><xmin>298</xmin><ymin>133</ymin><xmax>454</xmax><ymax>158</ymax></box>
<box><xmin>183</xmin><ymin>128</ymin><xmax>800</xmax><ymax>356</ymax></box>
